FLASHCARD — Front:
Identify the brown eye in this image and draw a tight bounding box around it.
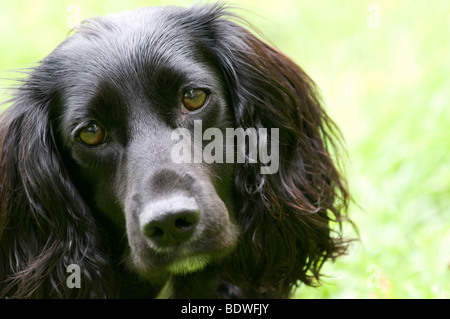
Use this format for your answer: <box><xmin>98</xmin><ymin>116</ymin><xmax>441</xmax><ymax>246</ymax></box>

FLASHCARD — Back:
<box><xmin>78</xmin><ymin>122</ymin><xmax>107</xmax><ymax>146</ymax></box>
<box><xmin>182</xmin><ymin>89</ymin><xmax>208</xmax><ymax>111</ymax></box>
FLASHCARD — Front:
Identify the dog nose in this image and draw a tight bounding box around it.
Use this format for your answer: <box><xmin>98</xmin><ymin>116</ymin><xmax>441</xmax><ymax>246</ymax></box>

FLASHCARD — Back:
<box><xmin>140</xmin><ymin>195</ymin><xmax>200</xmax><ymax>247</ymax></box>
<box><xmin>143</xmin><ymin>210</ymin><xmax>199</xmax><ymax>246</ymax></box>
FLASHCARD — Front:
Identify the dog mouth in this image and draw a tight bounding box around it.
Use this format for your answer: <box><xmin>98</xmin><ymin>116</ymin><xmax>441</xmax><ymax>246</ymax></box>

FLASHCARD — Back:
<box><xmin>129</xmin><ymin>236</ymin><xmax>233</xmax><ymax>276</ymax></box>
<box><xmin>128</xmin><ymin>205</ymin><xmax>236</xmax><ymax>275</ymax></box>
<box><xmin>163</xmin><ymin>253</ymin><xmax>212</xmax><ymax>275</ymax></box>
<box><xmin>125</xmin><ymin>178</ymin><xmax>239</xmax><ymax>275</ymax></box>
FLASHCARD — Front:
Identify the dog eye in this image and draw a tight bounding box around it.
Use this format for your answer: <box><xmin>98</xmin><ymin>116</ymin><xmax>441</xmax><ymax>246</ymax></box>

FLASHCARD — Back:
<box><xmin>182</xmin><ymin>89</ymin><xmax>208</xmax><ymax>111</ymax></box>
<box><xmin>77</xmin><ymin>122</ymin><xmax>107</xmax><ymax>147</ymax></box>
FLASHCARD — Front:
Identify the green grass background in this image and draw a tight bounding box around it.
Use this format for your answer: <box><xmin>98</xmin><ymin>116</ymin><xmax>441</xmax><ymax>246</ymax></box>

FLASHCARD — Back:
<box><xmin>0</xmin><ymin>0</ymin><xmax>448</xmax><ymax>298</ymax></box>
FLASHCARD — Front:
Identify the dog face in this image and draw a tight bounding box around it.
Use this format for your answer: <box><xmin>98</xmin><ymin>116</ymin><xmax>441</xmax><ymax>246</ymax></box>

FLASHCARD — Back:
<box><xmin>53</xmin><ymin>7</ymin><xmax>240</xmax><ymax>277</ymax></box>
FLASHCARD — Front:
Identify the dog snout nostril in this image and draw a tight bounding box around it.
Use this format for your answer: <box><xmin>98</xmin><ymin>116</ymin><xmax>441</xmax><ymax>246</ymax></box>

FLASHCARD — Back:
<box><xmin>175</xmin><ymin>213</ymin><xmax>197</xmax><ymax>230</ymax></box>
<box><xmin>144</xmin><ymin>224</ymin><xmax>164</xmax><ymax>239</ymax></box>
<box><xmin>143</xmin><ymin>210</ymin><xmax>200</xmax><ymax>246</ymax></box>
<box><xmin>140</xmin><ymin>196</ymin><xmax>200</xmax><ymax>247</ymax></box>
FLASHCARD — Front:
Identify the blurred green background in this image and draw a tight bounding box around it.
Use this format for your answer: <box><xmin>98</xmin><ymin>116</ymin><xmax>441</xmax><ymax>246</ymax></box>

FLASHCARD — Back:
<box><xmin>0</xmin><ymin>0</ymin><xmax>448</xmax><ymax>298</ymax></box>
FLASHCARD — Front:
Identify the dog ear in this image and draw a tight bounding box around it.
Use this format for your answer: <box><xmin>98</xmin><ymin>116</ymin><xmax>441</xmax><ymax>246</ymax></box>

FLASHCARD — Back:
<box><xmin>0</xmin><ymin>85</ymin><xmax>114</xmax><ymax>297</ymax></box>
<box><xmin>211</xmin><ymin>17</ymin><xmax>353</xmax><ymax>297</ymax></box>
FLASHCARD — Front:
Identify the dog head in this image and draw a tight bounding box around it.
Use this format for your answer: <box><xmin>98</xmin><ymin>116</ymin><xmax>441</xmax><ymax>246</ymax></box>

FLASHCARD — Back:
<box><xmin>0</xmin><ymin>4</ymin><xmax>352</xmax><ymax>298</ymax></box>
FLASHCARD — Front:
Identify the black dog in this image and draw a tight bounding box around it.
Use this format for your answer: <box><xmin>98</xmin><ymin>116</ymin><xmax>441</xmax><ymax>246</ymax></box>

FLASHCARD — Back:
<box><xmin>0</xmin><ymin>4</ymin><xmax>352</xmax><ymax>298</ymax></box>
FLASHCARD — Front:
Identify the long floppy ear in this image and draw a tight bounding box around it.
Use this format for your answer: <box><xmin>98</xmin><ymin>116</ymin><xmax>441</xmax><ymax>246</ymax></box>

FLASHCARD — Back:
<box><xmin>211</xmin><ymin>13</ymin><xmax>353</xmax><ymax>297</ymax></box>
<box><xmin>0</xmin><ymin>85</ymin><xmax>114</xmax><ymax>298</ymax></box>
